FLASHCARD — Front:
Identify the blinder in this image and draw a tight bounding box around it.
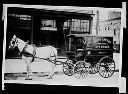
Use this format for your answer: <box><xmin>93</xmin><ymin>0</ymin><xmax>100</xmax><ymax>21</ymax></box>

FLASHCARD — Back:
<box><xmin>9</xmin><ymin>37</ymin><xmax>18</xmax><ymax>49</ymax></box>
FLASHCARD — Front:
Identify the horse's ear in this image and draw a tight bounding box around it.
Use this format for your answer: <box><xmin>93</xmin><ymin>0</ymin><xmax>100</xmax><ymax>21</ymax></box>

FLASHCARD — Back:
<box><xmin>13</xmin><ymin>35</ymin><xmax>16</xmax><ymax>38</ymax></box>
<box><xmin>26</xmin><ymin>40</ymin><xmax>29</xmax><ymax>44</ymax></box>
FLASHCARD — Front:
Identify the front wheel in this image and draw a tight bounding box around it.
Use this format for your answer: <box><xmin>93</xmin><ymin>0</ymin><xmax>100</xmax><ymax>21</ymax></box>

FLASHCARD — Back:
<box><xmin>98</xmin><ymin>56</ymin><xmax>115</xmax><ymax>78</ymax></box>
<box><xmin>74</xmin><ymin>61</ymin><xmax>89</xmax><ymax>79</ymax></box>
<box><xmin>63</xmin><ymin>60</ymin><xmax>74</xmax><ymax>76</ymax></box>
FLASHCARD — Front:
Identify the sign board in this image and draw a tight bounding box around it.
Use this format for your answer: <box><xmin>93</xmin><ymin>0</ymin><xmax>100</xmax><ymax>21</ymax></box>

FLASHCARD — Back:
<box><xmin>90</xmin><ymin>37</ymin><xmax>113</xmax><ymax>49</ymax></box>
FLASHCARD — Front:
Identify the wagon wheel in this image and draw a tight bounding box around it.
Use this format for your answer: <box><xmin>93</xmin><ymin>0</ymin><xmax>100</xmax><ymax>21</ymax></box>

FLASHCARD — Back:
<box><xmin>74</xmin><ymin>61</ymin><xmax>89</xmax><ymax>79</ymax></box>
<box><xmin>89</xmin><ymin>63</ymin><xmax>99</xmax><ymax>74</ymax></box>
<box><xmin>63</xmin><ymin>60</ymin><xmax>74</xmax><ymax>76</ymax></box>
<box><xmin>98</xmin><ymin>56</ymin><xmax>115</xmax><ymax>78</ymax></box>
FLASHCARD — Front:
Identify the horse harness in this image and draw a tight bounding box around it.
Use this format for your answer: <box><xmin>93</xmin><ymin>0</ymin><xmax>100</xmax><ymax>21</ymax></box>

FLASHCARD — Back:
<box><xmin>21</xmin><ymin>44</ymin><xmax>36</xmax><ymax>62</ymax></box>
<box><xmin>20</xmin><ymin>44</ymin><xmax>56</xmax><ymax>63</ymax></box>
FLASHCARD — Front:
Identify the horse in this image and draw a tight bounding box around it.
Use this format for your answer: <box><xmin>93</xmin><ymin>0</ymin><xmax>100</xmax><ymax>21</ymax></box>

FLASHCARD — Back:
<box><xmin>8</xmin><ymin>35</ymin><xmax>57</xmax><ymax>79</ymax></box>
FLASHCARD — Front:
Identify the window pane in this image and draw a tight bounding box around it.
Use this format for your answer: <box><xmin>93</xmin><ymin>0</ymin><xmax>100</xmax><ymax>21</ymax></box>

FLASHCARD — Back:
<box><xmin>64</xmin><ymin>19</ymin><xmax>90</xmax><ymax>34</ymax></box>
<box><xmin>41</xmin><ymin>19</ymin><xmax>57</xmax><ymax>31</ymax></box>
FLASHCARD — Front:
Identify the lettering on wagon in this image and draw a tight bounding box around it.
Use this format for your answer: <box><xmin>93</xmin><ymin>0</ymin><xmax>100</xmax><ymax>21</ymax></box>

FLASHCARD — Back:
<box><xmin>95</xmin><ymin>38</ymin><xmax>112</xmax><ymax>49</ymax></box>
<box><xmin>96</xmin><ymin>38</ymin><xmax>111</xmax><ymax>44</ymax></box>
<box><xmin>96</xmin><ymin>45</ymin><xmax>110</xmax><ymax>49</ymax></box>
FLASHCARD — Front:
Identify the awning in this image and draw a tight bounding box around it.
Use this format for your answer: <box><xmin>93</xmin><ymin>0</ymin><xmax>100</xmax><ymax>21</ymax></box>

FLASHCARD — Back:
<box><xmin>7</xmin><ymin>5</ymin><xmax>95</xmax><ymax>20</ymax></box>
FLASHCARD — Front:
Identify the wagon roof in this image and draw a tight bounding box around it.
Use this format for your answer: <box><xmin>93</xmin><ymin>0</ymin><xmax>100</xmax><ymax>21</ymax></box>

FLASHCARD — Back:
<box><xmin>67</xmin><ymin>34</ymin><xmax>114</xmax><ymax>38</ymax></box>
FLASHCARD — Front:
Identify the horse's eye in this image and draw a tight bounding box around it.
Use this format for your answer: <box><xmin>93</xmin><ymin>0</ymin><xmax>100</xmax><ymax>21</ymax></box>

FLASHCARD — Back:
<box><xmin>12</xmin><ymin>41</ymin><xmax>15</xmax><ymax>44</ymax></box>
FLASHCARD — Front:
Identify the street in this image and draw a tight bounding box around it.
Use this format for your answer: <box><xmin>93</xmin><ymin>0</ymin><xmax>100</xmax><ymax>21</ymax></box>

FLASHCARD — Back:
<box><xmin>4</xmin><ymin>71</ymin><xmax>119</xmax><ymax>87</ymax></box>
<box><xmin>4</xmin><ymin>53</ymin><xmax>120</xmax><ymax>87</ymax></box>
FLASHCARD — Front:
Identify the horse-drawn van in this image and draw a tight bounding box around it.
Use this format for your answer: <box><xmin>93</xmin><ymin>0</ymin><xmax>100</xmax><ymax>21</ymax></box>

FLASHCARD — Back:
<box><xmin>8</xmin><ymin>34</ymin><xmax>115</xmax><ymax>79</ymax></box>
<box><xmin>63</xmin><ymin>34</ymin><xmax>115</xmax><ymax>78</ymax></box>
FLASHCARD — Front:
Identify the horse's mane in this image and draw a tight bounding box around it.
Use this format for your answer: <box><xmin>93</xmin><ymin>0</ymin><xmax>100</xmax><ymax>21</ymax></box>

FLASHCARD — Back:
<box><xmin>17</xmin><ymin>38</ymin><xmax>26</xmax><ymax>44</ymax></box>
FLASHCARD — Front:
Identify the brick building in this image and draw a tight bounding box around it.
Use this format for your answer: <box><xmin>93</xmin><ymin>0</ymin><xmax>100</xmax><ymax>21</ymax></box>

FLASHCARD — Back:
<box><xmin>97</xmin><ymin>11</ymin><xmax>121</xmax><ymax>52</ymax></box>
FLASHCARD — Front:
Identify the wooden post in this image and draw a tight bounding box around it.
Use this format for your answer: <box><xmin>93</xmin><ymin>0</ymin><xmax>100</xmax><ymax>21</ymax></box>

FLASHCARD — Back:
<box><xmin>89</xmin><ymin>18</ymin><xmax>93</xmax><ymax>34</ymax></box>
<box><xmin>69</xmin><ymin>19</ymin><xmax>72</xmax><ymax>51</ymax></box>
<box><xmin>31</xmin><ymin>15</ymin><xmax>33</xmax><ymax>44</ymax></box>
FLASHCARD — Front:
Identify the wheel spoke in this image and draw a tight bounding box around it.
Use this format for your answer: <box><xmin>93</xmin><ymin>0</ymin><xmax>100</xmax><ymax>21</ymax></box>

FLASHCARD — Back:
<box><xmin>74</xmin><ymin>61</ymin><xmax>88</xmax><ymax>79</ymax></box>
<box><xmin>93</xmin><ymin>67</ymin><xmax>97</xmax><ymax>72</ymax></box>
<box><xmin>74</xmin><ymin>72</ymin><xmax>81</xmax><ymax>79</ymax></box>
<box><xmin>82</xmin><ymin>71</ymin><xmax>88</xmax><ymax>78</ymax></box>
<box><xmin>102</xmin><ymin>70</ymin><xmax>105</xmax><ymax>77</ymax></box>
<box><xmin>104</xmin><ymin>70</ymin><xmax>110</xmax><ymax>78</ymax></box>
<box><xmin>81</xmin><ymin>73</ymin><xmax>85</xmax><ymax>78</ymax></box>
<box><xmin>107</xmin><ymin>69</ymin><xmax>111</xmax><ymax>77</ymax></box>
<box><xmin>105</xmin><ymin>71</ymin><xmax>109</xmax><ymax>78</ymax></box>
<box><xmin>65</xmin><ymin>69</ymin><xmax>69</xmax><ymax>74</ymax></box>
<box><xmin>100</xmin><ymin>69</ymin><xmax>105</xmax><ymax>75</ymax></box>
<box><xmin>99</xmin><ymin>66</ymin><xmax>105</xmax><ymax>70</ymax></box>
<box><xmin>75</xmin><ymin>68</ymin><xmax>80</xmax><ymax>73</ymax></box>
<box><xmin>109</xmin><ymin>67</ymin><xmax>115</xmax><ymax>69</ymax></box>
<box><xmin>89</xmin><ymin>64</ymin><xmax>98</xmax><ymax>74</ymax></box>
<box><xmin>107</xmin><ymin>68</ymin><xmax>114</xmax><ymax>75</ymax></box>
<box><xmin>63</xmin><ymin>62</ymin><xmax>74</xmax><ymax>76</ymax></box>
<box><xmin>103</xmin><ymin>71</ymin><xmax>106</xmax><ymax>77</ymax></box>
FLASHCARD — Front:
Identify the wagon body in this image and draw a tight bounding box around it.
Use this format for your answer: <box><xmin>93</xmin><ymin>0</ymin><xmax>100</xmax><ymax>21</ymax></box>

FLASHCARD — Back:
<box><xmin>83</xmin><ymin>35</ymin><xmax>113</xmax><ymax>63</ymax></box>
<box><xmin>66</xmin><ymin>34</ymin><xmax>113</xmax><ymax>62</ymax></box>
<box><xmin>63</xmin><ymin>34</ymin><xmax>115</xmax><ymax>78</ymax></box>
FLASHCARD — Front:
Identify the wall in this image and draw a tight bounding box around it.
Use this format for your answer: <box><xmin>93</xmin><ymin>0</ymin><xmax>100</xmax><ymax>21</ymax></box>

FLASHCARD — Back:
<box><xmin>98</xmin><ymin>19</ymin><xmax>121</xmax><ymax>44</ymax></box>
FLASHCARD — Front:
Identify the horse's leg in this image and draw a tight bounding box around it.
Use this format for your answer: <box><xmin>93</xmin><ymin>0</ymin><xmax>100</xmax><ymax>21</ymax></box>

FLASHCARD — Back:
<box><xmin>22</xmin><ymin>56</ymin><xmax>33</xmax><ymax>80</ymax></box>
<box><xmin>47</xmin><ymin>47</ymin><xmax>57</xmax><ymax>79</ymax></box>
<box><xmin>47</xmin><ymin>62</ymin><xmax>56</xmax><ymax>79</ymax></box>
<box><xmin>47</xmin><ymin>56</ymin><xmax>57</xmax><ymax>79</ymax></box>
<box><xmin>26</xmin><ymin>61</ymin><xmax>32</xmax><ymax>79</ymax></box>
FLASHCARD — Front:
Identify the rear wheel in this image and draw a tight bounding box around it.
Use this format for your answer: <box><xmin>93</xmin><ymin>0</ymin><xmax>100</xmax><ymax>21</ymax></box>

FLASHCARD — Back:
<box><xmin>98</xmin><ymin>56</ymin><xmax>115</xmax><ymax>78</ymax></box>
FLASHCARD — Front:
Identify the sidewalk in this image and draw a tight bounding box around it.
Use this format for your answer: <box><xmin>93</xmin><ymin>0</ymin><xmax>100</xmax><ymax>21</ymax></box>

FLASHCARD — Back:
<box><xmin>4</xmin><ymin>53</ymin><xmax>119</xmax><ymax>73</ymax></box>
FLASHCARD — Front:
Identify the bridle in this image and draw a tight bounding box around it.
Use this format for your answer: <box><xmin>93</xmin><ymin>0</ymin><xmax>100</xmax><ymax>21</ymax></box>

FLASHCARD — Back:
<box><xmin>9</xmin><ymin>37</ymin><xmax>18</xmax><ymax>48</ymax></box>
<box><xmin>9</xmin><ymin>36</ymin><xmax>28</xmax><ymax>51</ymax></box>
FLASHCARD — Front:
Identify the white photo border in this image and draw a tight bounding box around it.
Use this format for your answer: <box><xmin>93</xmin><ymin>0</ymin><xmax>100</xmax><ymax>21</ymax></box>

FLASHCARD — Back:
<box><xmin>2</xmin><ymin>3</ymin><xmax>126</xmax><ymax>93</ymax></box>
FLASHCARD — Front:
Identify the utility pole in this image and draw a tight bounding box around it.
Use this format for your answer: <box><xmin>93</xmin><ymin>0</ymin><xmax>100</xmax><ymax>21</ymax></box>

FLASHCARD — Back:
<box><xmin>69</xmin><ymin>19</ymin><xmax>72</xmax><ymax>51</ymax></box>
<box><xmin>96</xmin><ymin>10</ymin><xmax>100</xmax><ymax>35</ymax></box>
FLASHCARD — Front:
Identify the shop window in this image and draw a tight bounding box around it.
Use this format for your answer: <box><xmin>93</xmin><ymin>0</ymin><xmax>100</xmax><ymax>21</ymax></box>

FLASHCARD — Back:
<box><xmin>108</xmin><ymin>26</ymin><xmax>110</xmax><ymax>31</ymax></box>
<box><xmin>40</xmin><ymin>19</ymin><xmax>57</xmax><ymax>31</ymax></box>
<box><xmin>114</xmin><ymin>29</ymin><xmax>116</xmax><ymax>35</ymax></box>
<box><xmin>64</xmin><ymin>19</ymin><xmax>90</xmax><ymax>34</ymax></box>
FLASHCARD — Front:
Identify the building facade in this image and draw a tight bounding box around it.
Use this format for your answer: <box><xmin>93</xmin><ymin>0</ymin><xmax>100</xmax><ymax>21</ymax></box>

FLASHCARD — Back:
<box><xmin>96</xmin><ymin>11</ymin><xmax>121</xmax><ymax>52</ymax></box>
<box><xmin>98</xmin><ymin>18</ymin><xmax>121</xmax><ymax>44</ymax></box>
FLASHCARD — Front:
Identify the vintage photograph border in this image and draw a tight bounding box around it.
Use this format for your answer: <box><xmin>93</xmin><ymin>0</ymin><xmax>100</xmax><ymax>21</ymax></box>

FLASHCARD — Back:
<box><xmin>2</xmin><ymin>3</ymin><xmax>126</xmax><ymax>93</ymax></box>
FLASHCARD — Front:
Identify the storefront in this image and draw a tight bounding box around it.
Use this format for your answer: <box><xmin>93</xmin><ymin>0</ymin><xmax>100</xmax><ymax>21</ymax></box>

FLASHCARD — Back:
<box><xmin>6</xmin><ymin>7</ymin><xmax>94</xmax><ymax>58</ymax></box>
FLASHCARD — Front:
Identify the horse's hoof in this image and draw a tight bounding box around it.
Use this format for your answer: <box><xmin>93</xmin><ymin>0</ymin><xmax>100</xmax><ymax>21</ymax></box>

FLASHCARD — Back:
<box><xmin>46</xmin><ymin>76</ymin><xmax>53</xmax><ymax>79</ymax></box>
<box><xmin>25</xmin><ymin>77</ymin><xmax>32</xmax><ymax>80</ymax></box>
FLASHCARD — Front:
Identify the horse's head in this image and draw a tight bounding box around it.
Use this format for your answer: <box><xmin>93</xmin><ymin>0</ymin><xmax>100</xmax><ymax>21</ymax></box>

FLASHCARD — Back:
<box><xmin>8</xmin><ymin>35</ymin><xmax>18</xmax><ymax>50</ymax></box>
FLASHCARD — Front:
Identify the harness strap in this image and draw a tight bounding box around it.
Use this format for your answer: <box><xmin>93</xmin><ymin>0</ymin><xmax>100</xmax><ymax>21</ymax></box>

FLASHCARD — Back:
<box><xmin>31</xmin><ymin>44</ymin><xmax>36</xmax><ymax>62</ymax></box>
<box><xmin>31</xmin><ymin>44</ymin><xmax>36</xmax><ymax>56</ymax></box>
<box><xmin>21</xmin><ymin>45</ymin><xmax>57</xmax><ymax>64</ymax></box>
<box><xmin>21</xmin><ymin>44</ymin><xmax>36</xmax><ymax>62</ymax></box>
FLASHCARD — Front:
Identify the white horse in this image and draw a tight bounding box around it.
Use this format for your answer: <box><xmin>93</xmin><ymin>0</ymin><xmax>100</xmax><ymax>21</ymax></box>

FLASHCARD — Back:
<box><xmin>9</xmin><ymin>35</ymin><xmax>57</xmax><ymax>79</ymax></box>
